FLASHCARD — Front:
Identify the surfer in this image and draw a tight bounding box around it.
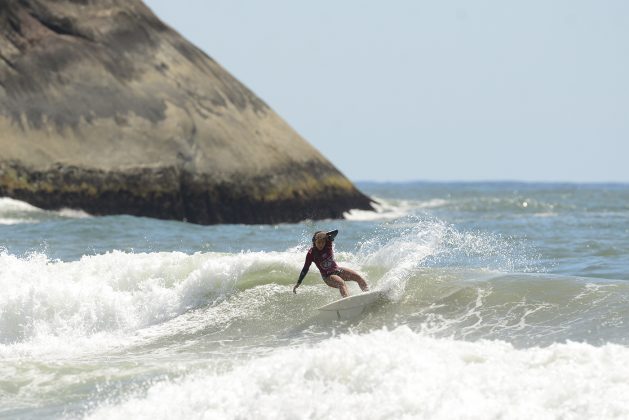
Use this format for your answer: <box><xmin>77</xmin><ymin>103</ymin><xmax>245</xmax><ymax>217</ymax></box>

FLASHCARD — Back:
<box><xmin>293</xmin><ymin>230</ymin><xmax>369</xmax><ymax>297</ymax></box>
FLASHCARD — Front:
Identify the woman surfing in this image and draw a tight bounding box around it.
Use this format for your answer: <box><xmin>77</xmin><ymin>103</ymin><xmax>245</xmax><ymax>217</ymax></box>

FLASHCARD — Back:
<box><xmin>293</xmin><ymin>230</ymin><xmax>369</xmax><ymax>298</ymax></box>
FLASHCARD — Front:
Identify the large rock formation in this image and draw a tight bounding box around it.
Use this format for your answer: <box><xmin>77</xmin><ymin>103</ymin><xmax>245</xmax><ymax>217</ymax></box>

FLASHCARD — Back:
<box><xmin>0</xmin><ymin>0</ymin><xmax>373</xmax><ymax>224</ymax></box>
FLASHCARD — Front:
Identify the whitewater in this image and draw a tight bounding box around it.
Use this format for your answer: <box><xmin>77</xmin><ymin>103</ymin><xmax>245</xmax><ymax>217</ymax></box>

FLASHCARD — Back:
<box><xmin>1</xmin><ymin>182</ymin><xmax>628</xmax><ymax>419</ymax></box>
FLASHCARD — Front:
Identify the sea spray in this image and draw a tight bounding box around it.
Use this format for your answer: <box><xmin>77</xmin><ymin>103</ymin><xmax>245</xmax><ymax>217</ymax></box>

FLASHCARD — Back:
<box><xmin>356</xmin><ymin>217</ymin><xmax>538</xmax><ymax>300</ymax></box>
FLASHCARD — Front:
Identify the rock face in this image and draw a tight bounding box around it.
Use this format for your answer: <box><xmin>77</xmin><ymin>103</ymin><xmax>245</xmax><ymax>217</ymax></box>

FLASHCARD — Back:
<box><xmin>0</xmin><ymin>0</ymin><xmax>373</xmax><ymax>224</ymax></box>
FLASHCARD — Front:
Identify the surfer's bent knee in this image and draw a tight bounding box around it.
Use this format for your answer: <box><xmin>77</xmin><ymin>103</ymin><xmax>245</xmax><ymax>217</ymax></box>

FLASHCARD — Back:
<box><xmin>323</xmin><ymin>274</ymin><xmax>344</xmax><ymax>288</ymax></box>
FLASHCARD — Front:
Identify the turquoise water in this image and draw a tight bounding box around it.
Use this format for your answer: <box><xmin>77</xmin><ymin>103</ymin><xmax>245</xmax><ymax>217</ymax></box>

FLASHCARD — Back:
<box><xmin>1</xmin><ymin>182</ymin><xmax>628</xmax><ymax>419</ymax></box>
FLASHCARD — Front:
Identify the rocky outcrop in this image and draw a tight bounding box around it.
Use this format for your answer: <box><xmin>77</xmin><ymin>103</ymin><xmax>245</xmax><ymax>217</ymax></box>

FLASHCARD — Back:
<box><xmin>0</xmin><ymin>0</ymin><xmax>373</xmax><ymax>224</ymax></box>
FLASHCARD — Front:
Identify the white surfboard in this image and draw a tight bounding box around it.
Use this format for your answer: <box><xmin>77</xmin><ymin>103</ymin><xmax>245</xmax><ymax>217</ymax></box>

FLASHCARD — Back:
<box><xmin>317</xmin><ymin>290</ymin><xmax>384</xmax><ymax>320</ymax></box>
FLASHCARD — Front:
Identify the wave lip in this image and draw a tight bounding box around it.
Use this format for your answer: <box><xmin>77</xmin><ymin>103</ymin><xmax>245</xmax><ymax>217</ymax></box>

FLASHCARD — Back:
<box><xmin>0</xmin><ymin>249</ymin><xmax>303</xmax><ymax>357</ymax></box>
<box><xmin>0</xmin><ymin>251</ymin><xmax>227</xmax><ymax>353</ymax></box>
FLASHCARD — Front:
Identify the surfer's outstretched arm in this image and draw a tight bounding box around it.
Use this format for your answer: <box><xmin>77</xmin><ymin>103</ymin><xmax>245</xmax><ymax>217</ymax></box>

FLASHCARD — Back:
<box><xmin>293</xmin><ymin>268</ymin><xmax>308</xmax><ymax>294</ymax></box>
<box><xmin>293</xmin><ymin>254</ymin><xmax>313</xmax><ymax>294</ymax></box>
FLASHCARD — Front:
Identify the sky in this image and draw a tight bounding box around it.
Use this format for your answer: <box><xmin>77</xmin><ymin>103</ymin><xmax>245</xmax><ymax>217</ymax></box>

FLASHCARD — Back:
<box><xmin>144</xmin><ymin>0</ymin><xmax>629</xmax><ymax>183</ymax></box>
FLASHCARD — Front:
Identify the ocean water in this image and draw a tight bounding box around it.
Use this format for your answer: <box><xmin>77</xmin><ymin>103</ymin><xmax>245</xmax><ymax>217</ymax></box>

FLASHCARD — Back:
<box><xmin>1</xmin><ymin>182</ymin><xmax>628</xmax><ymax>419</ymax></box>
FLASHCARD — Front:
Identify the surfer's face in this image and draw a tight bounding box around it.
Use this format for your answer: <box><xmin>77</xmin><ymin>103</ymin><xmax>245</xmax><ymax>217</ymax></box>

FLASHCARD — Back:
<box><xmin>314</xmin><ymin>233</ymin><xmax>327</xmax><ymax>250</ymax></box>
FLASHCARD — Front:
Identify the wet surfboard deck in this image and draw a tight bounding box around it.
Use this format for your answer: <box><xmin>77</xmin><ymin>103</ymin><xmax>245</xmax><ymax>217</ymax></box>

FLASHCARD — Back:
<box><xmin>317</xmin><ymin>290</ymin><xmax>384</xmax><ymax>320</ymax></box>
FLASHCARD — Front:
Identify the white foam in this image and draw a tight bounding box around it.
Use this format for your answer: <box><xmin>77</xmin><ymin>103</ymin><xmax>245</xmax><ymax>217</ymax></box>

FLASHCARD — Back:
<box><xmin>0</xmin><ymin>197</ymin><xmax>41</xmax><ymax>213</ymax></box>
<box><xmin>86</xmin><ymin>326</ymin><xmax>629</xmax><ymax>420</ymax></box>
<box><xmin>0</xmin><ymin>250</ymin><xmax>298</xmax><ymax>357</ymax></box>
<box><xmin>0</xmin><ymin>197</ymin><xmax>40</xmax><ymax>224</ymax></box>
<box><xmin>533</xmin><ymin>212</ymin><xmax>558</xmax><ymax>218</ymax></box>
<box><xmin>416</xmin><ymin>198</ymin><xmax>449</xmax><ymax>209</ymax></box>
<box><xmin>57</xmin><ymin>208</ymin><xmax>92</xmax><ymax>218</ymax></box>
<box><xmin>0</xmin><ymin>218</ymin><xmax>37</xmax><ymax>225</ymax></box>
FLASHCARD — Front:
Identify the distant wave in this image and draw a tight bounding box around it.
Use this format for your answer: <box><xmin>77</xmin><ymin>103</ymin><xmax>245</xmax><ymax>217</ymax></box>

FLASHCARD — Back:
<box><xmin>342</xmin><ymin>193</ymin><xmax>570</xmax><ymax>221</ymax></box>
<box><xmin>345</xmin><ymin>192</ymin><xmax>602</xmax><ymax>220</ymax></box>
<box><xmin>344</xmin><ymin>198</ymin><xmax>410</xmax><ymax>221</ymax></box>
<box><xmin>0</xmin><ymin>197</ymin><xmax>40</xmax><ymax>225</ymax></box>
<box><xmin>344</xmin><ymin>197</ymin><xmax>448</xmax><ymax>221</ymax></box>
<box><xmin>0</xmin><ymin>197</ymin><xmax>90</xmax><ymax>224</ymax></box>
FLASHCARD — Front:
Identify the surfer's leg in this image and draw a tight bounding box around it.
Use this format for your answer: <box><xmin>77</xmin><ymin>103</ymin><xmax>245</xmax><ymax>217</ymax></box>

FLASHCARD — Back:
<box><xmin>323</xmin><ymin>275</ymin><xmax>349</xmax><ymax>298</ymax></box>
<box><xmin>338</xmin><ymin>268</ymin><xmax>369</xmax><ymax>292</ymax></box>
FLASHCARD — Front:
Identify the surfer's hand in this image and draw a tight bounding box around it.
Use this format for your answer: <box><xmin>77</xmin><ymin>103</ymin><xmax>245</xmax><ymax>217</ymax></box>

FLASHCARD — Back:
<box><xmin>293</xmin><ymin>284</ymin><xmax>299</xmax><ymax>294</ymax></box>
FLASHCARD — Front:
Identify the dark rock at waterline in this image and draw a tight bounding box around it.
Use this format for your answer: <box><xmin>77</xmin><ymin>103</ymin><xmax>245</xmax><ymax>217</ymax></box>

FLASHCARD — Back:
<box><xmin>0</xmin><ymin>0</ymin><xmax>373</xmax><ymax>224</ymax></box>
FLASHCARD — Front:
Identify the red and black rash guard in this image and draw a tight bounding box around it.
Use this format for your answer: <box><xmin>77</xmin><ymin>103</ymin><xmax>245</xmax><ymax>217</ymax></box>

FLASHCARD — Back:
<box><xmin>298</xmin><ymin>230</ymin><xmax>339</xmax><ymax>282</ymax></box>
